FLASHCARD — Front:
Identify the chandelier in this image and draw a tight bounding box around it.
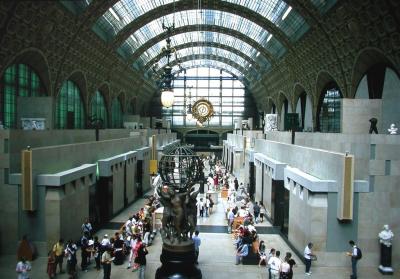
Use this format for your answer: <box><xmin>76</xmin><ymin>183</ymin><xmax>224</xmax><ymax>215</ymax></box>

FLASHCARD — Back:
<box><xmin>158</xmin><ymin>23</ymin><xmax>177</xmax><ymax>108</ymax></box>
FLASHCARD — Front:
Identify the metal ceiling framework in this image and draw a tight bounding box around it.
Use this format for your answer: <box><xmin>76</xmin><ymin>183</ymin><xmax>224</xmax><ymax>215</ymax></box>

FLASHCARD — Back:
<box><xmin>171</xmin><ymin>61</ymin><xmax>244</xmax><ymax>79</ymax></box>
<box><xmin>158</xmin><ymin>55</ymin><xmax>249</xmax><ymax>82</ymax></box>
<box><xmin>144</xmin><ymin>41</ymin><xmax>262</xmax><ymax>72</ymax></box>
<box><xmin>68</xmin><ymin>0</ymin><xmax>336</xmax><ymax>88</ymax></box>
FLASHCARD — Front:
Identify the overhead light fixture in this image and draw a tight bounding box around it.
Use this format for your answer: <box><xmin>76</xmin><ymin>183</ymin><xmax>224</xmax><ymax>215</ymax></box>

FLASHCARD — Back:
<box><xmin>161</xmin><ymin>88</ymin><xmax>174</xmax><ymax>108</ymax></box>
<box><xmin>267</xmin><ymin>34</ymin><xmax>273</xmax><ymax>42</ymax></box>
<box><xmin>282</xmin><ymin>6</ymin><xmax>292</xmax><ymax>20</ymax></box>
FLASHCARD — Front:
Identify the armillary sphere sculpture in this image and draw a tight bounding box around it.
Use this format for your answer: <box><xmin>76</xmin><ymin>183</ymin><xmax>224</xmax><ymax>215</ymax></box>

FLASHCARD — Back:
<box><xmin>156</xmin><ymin>145</ymin><xmax>203</xmax><ymax>279</ymax></box>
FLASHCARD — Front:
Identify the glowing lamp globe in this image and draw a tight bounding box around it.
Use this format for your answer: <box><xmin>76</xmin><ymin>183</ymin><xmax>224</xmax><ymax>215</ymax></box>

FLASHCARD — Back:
<box><xmin>161</xmin><ymin>89</ymin><xmax>174</xmax><ymax>108</ymax></box>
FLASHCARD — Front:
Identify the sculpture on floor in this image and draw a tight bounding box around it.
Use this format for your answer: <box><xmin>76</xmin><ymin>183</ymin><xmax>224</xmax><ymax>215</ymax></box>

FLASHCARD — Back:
<box><xmin>378</xmin><ymin>224</ymin><xmax>394</xmax><ymax>274</ymax></box>
<box><xmin>156</xmin><ymin>145</ymin><xmax>203</xmax><ymax>279</ymax></box>
<box><xmin>369</xmin><ymin>118</ymin><xmax>378</xmax><ymax>134</ymax></box>
<box><xmin>388</xmin><ymin>124</ymin><xmax>398</xmax><ymax>135</ymax></box>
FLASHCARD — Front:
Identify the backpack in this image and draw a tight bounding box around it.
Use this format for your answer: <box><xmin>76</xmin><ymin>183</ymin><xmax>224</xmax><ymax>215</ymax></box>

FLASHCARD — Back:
<box><xmin>356</xmin><ymin>247</ymin><xmax>362</xmax><ymax>260</ymax></box>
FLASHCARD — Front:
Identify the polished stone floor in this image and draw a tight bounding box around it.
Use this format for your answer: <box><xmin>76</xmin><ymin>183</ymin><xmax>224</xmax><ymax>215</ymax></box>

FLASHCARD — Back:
<box><xmin>0</xmin><ymin>192</ymin><xmax>393</xmax><ymax>278</ymax></box>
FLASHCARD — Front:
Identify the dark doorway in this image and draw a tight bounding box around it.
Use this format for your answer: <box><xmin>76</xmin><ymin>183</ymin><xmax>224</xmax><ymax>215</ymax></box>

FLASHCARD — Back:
<box><xmin>89</xmin><ymin>184</ymin><xmax>100</xmax><ymax>231</ymax></box>
<box><xmin>249</xmin><ymin>162</ymin><xmax>255</xmax><ymax>200</ymax></box>
<box><xmin>97</xmin><ymin>177</ymin><xmax>113</xmax><ymax>225</ymax></box>
<box><xmin>124</xmin><ymin>162</ymin><xmax>127</xmax><ymax>208</ymax></box>
<box><xmin>67</xmin><ymin>111</ymin><xmax>74</xmax><ymax>129</ymax></box>
<box><xmin>136</xmin><ymin>160</ymin><xmax>143</xmax><ymax>197</ymax></box>
<box><xmin>271</xmin><ymin>179</ymin><xmax>289</xmax><ymax>236</ymax></box>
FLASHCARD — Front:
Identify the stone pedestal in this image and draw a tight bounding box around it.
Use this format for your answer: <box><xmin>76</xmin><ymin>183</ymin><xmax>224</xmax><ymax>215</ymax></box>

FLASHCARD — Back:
<box><xmin>378</xmin><ymin>244</ymin><xmax>394</xmax><ymax>275</ymax></box>
<box><xmin>155</xmin><ymin>242</ymin><xmax>202</xmax><ymax>279</ymax></box>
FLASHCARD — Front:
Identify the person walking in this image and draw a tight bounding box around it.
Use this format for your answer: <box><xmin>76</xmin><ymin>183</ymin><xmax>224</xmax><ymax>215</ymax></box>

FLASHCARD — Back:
<box><xmin>135</xmin><ymin>243</ymin><xmax>148</xmax><ymax>279</ymax></box>
<box><xmin>52</xmin><ymin>238</ymin><xmax>65</xmax><ymax>274</ymax></box>
<box><xmin>192</xmin><ymin>230</ymin><xmax>201</xmax><ymax>264</ymax></box>
<box><xmin>197</xmin><ymin>198</ymin><xmax>204</xmax><ymax>217</ymax></box>
<box><xmin>259</xmin><ymin>202</ymin><xmax>266</xmax><ymax>223</ymax></box>
<box><xmin>16</xmin><ymin>258</ymin><xmax>31</xmax><ymax>279</ymax></box>
<box><xmin>346</xmin><ymin>240</ymin><xmax>361</xmax><ymax>279</ymax></box>
<box><xmin>81</xmin><ymin>218</ymin><xmax>93</xmax><ymax>238</ymax></box>
<box><xmin>304</xmin><ymin>242</ymin><xmax>315</xmax><ymax>275</ymax></box>
<box><xmin>101</xmin><ymin>247</ymin><xmax>113</xmax><ymax>279</ymax></box>
<box><xmin>227</xmin><ymin>208</ymin><xmax>235</xmax><ymax>234</ymax></box>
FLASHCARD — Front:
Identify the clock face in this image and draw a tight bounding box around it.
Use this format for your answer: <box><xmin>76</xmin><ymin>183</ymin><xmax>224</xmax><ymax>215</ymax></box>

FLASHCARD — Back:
<box><xmin>197</xmin><ymin>104</ymin><xmax>209</xmax><ymax>116</ymax></box>
<box><xmin>192</xmin><ymin>99</ymin><xmax>214</xmax><ymax>124</ymax></box>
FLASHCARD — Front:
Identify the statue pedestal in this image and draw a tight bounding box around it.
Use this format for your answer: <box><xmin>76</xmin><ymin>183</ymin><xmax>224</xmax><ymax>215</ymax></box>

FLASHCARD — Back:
<box><xmin>378</xmin><ymin>244</ymin><xmax>394</xmax><ymax>275</ymax></box>
<box><xmin>156</xmin><ymin>242</ymin><xmax>202</xmax><ymax>279</ymax></box>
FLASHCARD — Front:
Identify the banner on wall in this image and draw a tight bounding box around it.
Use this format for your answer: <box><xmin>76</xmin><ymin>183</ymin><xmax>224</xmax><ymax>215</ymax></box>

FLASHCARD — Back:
<box><xmin>265</xmin><ymin>114</ymin><xmax>278</xmax><ymax>132</ymax></box>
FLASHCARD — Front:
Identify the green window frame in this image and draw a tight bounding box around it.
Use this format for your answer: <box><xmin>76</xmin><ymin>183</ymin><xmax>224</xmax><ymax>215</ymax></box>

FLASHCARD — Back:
<box><xmin>111</xmin><ymin>98</ymin><xmax>123</xmax><ymax>128</ymax></box>
<box><xmin>91</xmin><ymin>90</ymin><xmax>108</xmax><ymax>128</ymax></box>
<box><xmin>55</xmin><ymin>80</ymin><xmax>85</xmax><ymax>129</ymax></box>
<box><xmin>1</xmin><ymin>64</ymin><xmax>45</xmax><ymax>128</ymax></box>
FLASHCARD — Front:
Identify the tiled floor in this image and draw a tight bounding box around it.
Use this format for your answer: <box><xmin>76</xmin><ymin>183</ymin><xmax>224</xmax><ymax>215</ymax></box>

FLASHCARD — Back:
<box><xmin>0</xmin><ymin>191</ymin><xmax>394</xmax><ymax>278</ymax></box>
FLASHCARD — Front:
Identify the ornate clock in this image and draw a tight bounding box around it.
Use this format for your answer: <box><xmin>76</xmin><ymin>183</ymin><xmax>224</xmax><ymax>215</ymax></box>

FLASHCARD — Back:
<box><xmin>192</xmin><ymin>99</ymin><xmax>214</xmax><ymax>124</ymax></box>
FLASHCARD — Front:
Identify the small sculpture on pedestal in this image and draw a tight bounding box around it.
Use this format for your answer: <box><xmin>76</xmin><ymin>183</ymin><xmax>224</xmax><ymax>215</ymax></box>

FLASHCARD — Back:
<box><xmin>388</xmin><ymin>124</ymin><xmax>398</xmax><ymax>135</ymax></box>
<box><xmin>378</xmin><ymin>224</ymin><xmax>394</xmax><ymax>274</ymax></box>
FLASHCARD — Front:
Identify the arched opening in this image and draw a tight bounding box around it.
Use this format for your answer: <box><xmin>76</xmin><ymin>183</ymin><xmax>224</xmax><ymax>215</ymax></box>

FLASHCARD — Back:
<box><xmin>278</xmin><ymin>94</ymin><xmax>291</xmax><ymax>131</ymax></box>
<box><xmin>0</xmin><ymin>64</ymin><xmax>47</xmax><ymax>128</ymax></box>
<box><xmin>90</xmin><ymin>90</ymin><xmax>108</xmax><ymax>128</ymax></box>
<box><xmin>55</xmin><ymin>80</ymin><xmax>85</xmax><ymax>129</ymax></box>
<box><xmin>316</xmin><ymin>82</ymin><xmax>342</xmax><ymax>133</ymax></box>
<box><xmin>295</xmin><ymin>91</ymin><xmax>313</xmax><ymax>132</ymax></box>
<box><xmin>111</xmin><ymin>97</ymin><xmax>123</xmax><ymax>128</ymax></box>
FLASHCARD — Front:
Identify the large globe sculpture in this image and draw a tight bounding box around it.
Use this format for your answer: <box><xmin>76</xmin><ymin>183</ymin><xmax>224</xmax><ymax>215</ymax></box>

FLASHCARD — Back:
<box><xmin>158</xmin><ymin>145</ymin><xmax>203</xmax><ymax>190</ymax></box>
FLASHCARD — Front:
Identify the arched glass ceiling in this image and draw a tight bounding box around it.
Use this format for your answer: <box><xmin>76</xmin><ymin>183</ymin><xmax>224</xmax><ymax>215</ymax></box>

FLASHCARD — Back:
<box><xmin>122</xmin><ymin>10</ymin><xmax>275</xmax><ymax>53</ymax></box>
<box><xmin>139</xmin><ymin>31</ymin><xmax>271</xmax><ymax>69</ymax></box>
<box><xmin>95</xmin><ymin>0</ymin><xmax>308</xmax><ymax>41</ymax></box>
<box><xmin>157</xmin><ymin>47</ymin><xmax>251</xmax><ymax>71</ymax></box>
<box><xmin>171</xmin><ymin>60</ymin><xmax>244</xmax><ymax>79</ymax></box>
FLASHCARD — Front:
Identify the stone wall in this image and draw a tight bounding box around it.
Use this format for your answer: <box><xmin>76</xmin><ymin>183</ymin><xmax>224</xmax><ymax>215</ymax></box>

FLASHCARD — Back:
<box><xmin>0</xmin><ymin>1</ymin><xmax>155</xmax><ymax>116</ymax></box>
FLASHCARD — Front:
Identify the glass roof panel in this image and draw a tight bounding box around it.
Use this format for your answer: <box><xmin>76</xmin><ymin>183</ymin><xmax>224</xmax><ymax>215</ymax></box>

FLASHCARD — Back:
<box><xmin>222</xmin><ymin>0</ymin><xmax>309</xmax><ymax>41</ymax></box>
<box><xmin>310</xmin><ymin>0</ymin><xmax>337</xmax><ymax>14</ymax></box>
<box><xmin>96</xmin><ymin>0</ymin><xmax>308</xmax><ymax>42</ymax></box>
<box><xmin>122</xmin><ymin>10</ymin><xmax>272</xmax><ymax>53</ymax></box>
<box><xmin>171</xmin><ymin>60</ymin><xmax>244</xmax><ymax>78</ymax></box>
<box><xmin>156</xmin><ymin>47</ymin><xmax>251</xmax><ymax>70</ymax></box>
<box><xmin>95</xmin><ymin>0</ymin><xmax>174</xmax><ymax>36</ymax></box>
<box><xmin>59</xmin><ymin>0</ymin><xmax>91</xmax><ymax>15</ymax></box>
<box><xmin>138</xmin><ymin>31</ymin><xmax>270</xmax><ymax>68</ymax></box>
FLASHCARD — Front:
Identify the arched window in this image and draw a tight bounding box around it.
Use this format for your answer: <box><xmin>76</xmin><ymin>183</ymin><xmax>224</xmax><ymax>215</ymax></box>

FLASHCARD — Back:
<box><xmin>91</xmin><ymin>90</ymin><xmax>108</xmax><ymax>128</ymax></box>
<box><xmin>1</xmin><ymin>64</ymin><xmax>45</xmax><ymax>128</ymax></box>
<box><xmin>111</xmin><ymin>98</ymin><xmax>122</xmax><ymax>128</ymax></box>
<box><xmin>56</xmin><ymin>80</ymin><xmax>85</xmax><ymax>129</ymax></box>
<box><xmin>317</xmin><ymin>84</ymin><xmax>342</xmax><ymax>133</ymax></box>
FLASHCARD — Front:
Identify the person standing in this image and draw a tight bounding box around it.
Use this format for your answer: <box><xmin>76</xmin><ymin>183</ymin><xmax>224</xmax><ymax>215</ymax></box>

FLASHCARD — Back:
<box><xmin>52</xmin><ymin>238</ymin><xmax>65</xmax><ymax>274</ymax></box>
<box><xmin>93</xmin><ymin>236</ymin><xmax>101</xmax><ymax>270</ymax></box>
<box><xmin>101</xmin><ymin>247</ymin><xmax>113</xmax><ymax>279</ymax></box>
<box><xmin>16</xmin><ymin>258</ymin><xmax>31</xmax><ymax>279</ymax></box>
<box><xmin>268</xmin><ymin>250</ymin><xmax>282</xmax><ymax>279</ymax></box>
<box><xmin>227</xmin><ymin>208</ymin><xmax>235</xmax><ymax>234</ymax></box>
<box><xmin>65</xmin><ymin>240</ymin><xmax>78</xmax><ymax>279</ymax></box>
<box><xmin>304</xmin><ymin>242</ymin><xmax>315</xmax><ymax>275</ymax></box>
<box><xmin>80</xmin><ymin>235</ymin><xmax>89</xmax><ymax>272</ymax></box>
<box><xmin>253</xmin><ymin>202</ymin><xmax>260</xmax><ymax>224</ymax></box>
<box><xmin>81</xmin><ymin>218</ymin><xmax>93</xmax><ymax>238</ymax></box>
<box><xmin>135</xmin><ymin>243</ymin><xmax>148</xmax><ymax>279</ymax></box>
<box><xmin>346</xmin><ymin>240</ymin><xmax>361</xmax><ymax>279</ymax></box>
<box><xmin>192</xmin><ymin>230</ymin><xmax>201</xmax><ymax>264</ymax></box>
<box><xmin>285</xmin><ymin>252</ymin><xmax>296</xmax><ymax>279</ymax></box>
<box><xmin>205</xmin><ymin>196</ymin><xmax>210</xmax><ymax>217</ymax></box>
<box><xmin>197</xmin><ymin>198</ymin><xmax>204</xmax><ymax>217</ymax></box>
<box><xmin>47</xmin><ymin>251</ymin><xmax>56</xmax><ymax>279</ymax></box>
<box><xmin>267</xmin><ymin>248</ymin><xmax>276</xmax><ymax>279</ymax></box>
